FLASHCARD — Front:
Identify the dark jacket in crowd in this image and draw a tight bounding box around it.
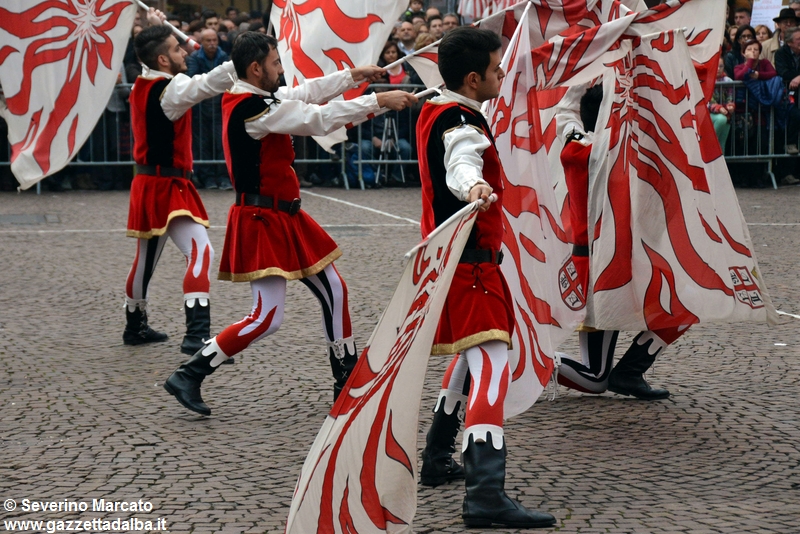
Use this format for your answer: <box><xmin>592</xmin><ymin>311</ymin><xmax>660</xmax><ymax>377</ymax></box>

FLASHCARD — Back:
<box><xmin>774</xmin><ymin>43</ymin><xmax>800</xmax><ymax>83</ymax></box>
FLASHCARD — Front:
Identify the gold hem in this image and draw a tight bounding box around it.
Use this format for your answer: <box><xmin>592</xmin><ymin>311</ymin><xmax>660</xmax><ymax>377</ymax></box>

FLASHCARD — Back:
<box><xmin>218</xmin><ymin>248</ymin><xmax>342</xmax><ymax>282</ymax></box>
<box><xmin>126</xmin><ymin>211</ymin><xmax>209</xmax><ymax>239</ymax></box>
<box><xmin>431</xmin><ymin>329</ymin><xmax>511</xmax><ymax>356</ymax></box>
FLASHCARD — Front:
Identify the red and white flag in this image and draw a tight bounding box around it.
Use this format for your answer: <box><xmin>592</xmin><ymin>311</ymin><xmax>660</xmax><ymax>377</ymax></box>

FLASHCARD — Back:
<box><xmin>285</xmin><ymin>203</ymin><xmax>479</xmax><ymax>534</ymax></box>
<box><xmin>0</xmin><ymin>0</ymin><xmax>136</xmax><ymax>189</ymax></box>
<box><xmin>586</xmin><ymin>30</ymin><xmax>777</xmax><ymax>330</ymax></box>
<box><xmin>402</xmin><ymin>43</ymin><xmax>440</xmax><ymax>89</ymax></box>
<box><xmin>270</xmin><ymin>0</ymin><xmax>407</xmax><ymax>151</ymax></box>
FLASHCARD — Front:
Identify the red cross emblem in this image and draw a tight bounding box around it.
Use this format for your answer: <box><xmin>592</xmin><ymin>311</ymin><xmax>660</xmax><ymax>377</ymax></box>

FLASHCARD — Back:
<box><xmin>729</xmin><ymin>266</ymin><xmax>764</xmax><ymax>309</ymax></box>
<box><xmin>559</xmin><ymin>259</ymin><xmax>585</xmax><ymax>311</ymax></box>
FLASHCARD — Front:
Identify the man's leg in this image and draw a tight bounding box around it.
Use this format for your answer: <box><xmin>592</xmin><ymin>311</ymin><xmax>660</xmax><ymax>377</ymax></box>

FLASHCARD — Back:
<box><xmin>299</xmin><ymin>263</ymin><xmax>357</xmax><ymax>401</ymax></box>
<box><xmin>165</xmin><ymin>217</ymin><xmax>216</xmax><ymax>356</ymax></box>
<box><xmin>164</xmin><ymin>276</ymin><xmax>287</xmax><ymax>415</ymax></box>
<box><xmin>461</xmin><ymin>341</ymin><xmax>555</xmax><ymax>528</ymax></box>
<box><xmin>607</xmin><ymin>326</ymin><xmax>689</xmax><ymax>400</ymax></box>
<box><xmin>556</xmin><ymin>330</ymin><xmax>619</xmax><ymax>393</ymax></box>
<box><xmin>123</xmin><ymin>235</ymin><xmax>169</xmax><ymax>345</ymax></box>
<box><xmin>420</xmin><ymin>353</ymin><xmax>469</xmax><ymax>487</ymax></box>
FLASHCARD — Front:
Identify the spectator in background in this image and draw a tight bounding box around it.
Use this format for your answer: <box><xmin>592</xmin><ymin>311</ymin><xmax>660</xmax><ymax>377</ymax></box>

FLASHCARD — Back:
<box><xmin>166</xmin><ymin>13</ymin><xmax>181</xmax><ymax>30</ymax></box>
<box><xmin>791</xmin><ymin>1</ymin><xmax>800</xmax><ymax>18</ymax></box>
<box><xmin>186</xmin><ymin>28</ymin><xmax>232</xmax><ymax>190</ymax></box>
<box><xmin>233</xmin><ymin>13</ymin><xmax>250</xmax><ymax>27</ymax></box>
<box><xmin>734</xmin><ymin>39</ymin><xmax>777</xmax><ymax>82</ymax></box>
<box><xmin>761</xmin><ymin>9</ymin><xmax>798</xmax><ymax>64</ymax></box>
<box><xmin>415</xmin><ymin>32</ymin><xmax>435</xmax><ymax>50</ymax></box>
<box><xmin>774</xmin><ymin>26</ymin><xmax>800</xmax><ymax>156</ymax></box>
<box><xmin>225</xmin><ymin>6</ymin><xmax>239</xmax><ymax>20</ymax></box>
<box><xmin>755</xmin><ymin>24</ymin><xmax>773</xmax><ymax>43</ymax></box>
<box><xmin>414</xmin><ymin>21</ymin><xmax>429</xmax><ymax>35</ymax></box>
<box><xmin>728</xmin><ymin>25</ymin><xmax>739</xmax><ymax>46</ymax></box>
<box><xmin>442</xmin><ymin>13</ymin><xmax>460</xmax><ymax>33</ymax></box>
<box><xmin>202</xmin><ymin>10</ymin><xmax>220</xmax><ymax>31</ymax></box>
<box><xmin>426</xmin><ymin>7</ymin><xmax>442</xmax><ymax>20</ymax></box>
<box><xmin>397</xmin><ymin>21</ymin><xmax>417</xmax><ymax>55</ymax></box>
<box><xmin>724</xmin><ymin>24</ymin><xmax>756</xmax><ymax>78</ymax></box>
<box><xmin>734</xmin><ymin>7</ymin><xmax>751</xmax><ymax>28</ymax></box>
<box><xmin>428</xmin><ymin>15</ymin><xmax>444</xmax><ymax>40</ymax></box>
<box><xmin>709</xmin><ymin>56</ymin><xmax>735</xmax><ymax>151</ymax></box>
<box><xmin>403</xmin><ymin>0</ymin><xmax>425</xmax><ymax>22</ymax></box>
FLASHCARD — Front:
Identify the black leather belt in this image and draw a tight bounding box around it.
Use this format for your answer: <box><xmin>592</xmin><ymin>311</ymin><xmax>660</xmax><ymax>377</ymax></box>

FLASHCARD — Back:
<box><xmin>136</xmin><ymin>164</ymin><xmax>193</xmax><ymax>180</ymax></box>
<box><xmin>235</xmin><ymin>193</ymin><xmax>302</xmax><ymax>215</ymax></box>
<box><xmin>459</xmin><ymin>249</ymin><xmax>504</xmax><ymax>264</ymax></box>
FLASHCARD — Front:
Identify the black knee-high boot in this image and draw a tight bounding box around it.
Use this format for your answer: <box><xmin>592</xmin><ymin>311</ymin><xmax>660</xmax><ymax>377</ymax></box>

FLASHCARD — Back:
<box><xmin>608</xmin><ymin>331</ymin><xmax>670</xmax><ymax>400</ymax></box>
<box><xmin>180</xmin><ymin>300</ymin><xmax>210</xmax><ymax>355</ymax></box>
<box><xmin>462</xmin><ymin>434</ymin><xmax>556</xmax><ymax>528</ymax></box>
<box><xmin>420</xmin><ymin>391</ymin><xmax>466</xmax><ymax>487</ymax></box>
<box><xmin>164</xmin><ymin>339</ymin><xmax>228</xmax><ymax>415</ymax></box>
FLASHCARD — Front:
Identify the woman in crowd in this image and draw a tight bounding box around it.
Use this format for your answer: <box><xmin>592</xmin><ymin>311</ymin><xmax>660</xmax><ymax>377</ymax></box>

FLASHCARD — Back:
<box><xmin>755</xmin><ymin>24</ymin><xmax>773</xmax><ymax>43</ymax></box>
<box><xmin>724</xmin><ymin>24</ymin><xmax>756</xmax><ymax>78</ymax></box>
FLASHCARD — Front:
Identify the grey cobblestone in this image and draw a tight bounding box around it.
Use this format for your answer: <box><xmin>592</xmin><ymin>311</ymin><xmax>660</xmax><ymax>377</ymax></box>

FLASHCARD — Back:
<box><xmin>0</xmin><ymin>186</ymin><xmax>798</xmax><ymax>533</ymax></box>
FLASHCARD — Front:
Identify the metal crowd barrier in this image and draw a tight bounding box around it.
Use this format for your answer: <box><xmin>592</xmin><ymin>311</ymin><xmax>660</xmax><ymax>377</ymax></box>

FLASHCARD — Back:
<box><xmin>1</xmin><ymin>81</ymin><xmax>796</xmax><ymax>191</ymax></box>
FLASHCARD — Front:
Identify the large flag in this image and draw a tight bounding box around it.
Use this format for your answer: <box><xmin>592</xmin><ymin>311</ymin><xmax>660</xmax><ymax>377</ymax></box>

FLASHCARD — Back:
<box><xmin>585</xmin><ymin>30</ymin><xmax>778</xmax><ymax>331</ymax></box>
<box><xmin>270</xmin><ymin>0</ymin><xmax>408</xmax><ymax>151</ymax></box>
<box><xmin>485</xmin><ymin>4</ymin><xmax>584</xmax><ymax>416</ymax></box>
<box><xmin>0</xmin><ymin>0</ymin><xmax>136</xmax><ymax>189</ymax></box>
<box><xmin>285</xmin><ymin>202</ymin><xmax>480</xmax><ymax>534</ymax></box>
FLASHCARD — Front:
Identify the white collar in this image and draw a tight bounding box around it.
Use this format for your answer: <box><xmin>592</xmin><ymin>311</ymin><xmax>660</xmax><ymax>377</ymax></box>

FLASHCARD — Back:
<box><xmin>140</xmin><ymin>65</ymin><xmax>174</xmax><ymax>80</ymax></box>
<box><xmin>433</xmin><ymin>89</ymin><xmax>483</xmax><ymax>113</ymax></box>
<box><xmin>230</xmin><ymin>79</ymin><xmax>274</xmax><ymax>97</ymax></box>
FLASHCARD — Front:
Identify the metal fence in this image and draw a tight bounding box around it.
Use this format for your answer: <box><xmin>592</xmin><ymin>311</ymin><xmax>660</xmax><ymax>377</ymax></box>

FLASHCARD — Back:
<box><xmin>1</xmin><ymin>81</ymin><xmax>797</xmax><ymax>191</ymax></box>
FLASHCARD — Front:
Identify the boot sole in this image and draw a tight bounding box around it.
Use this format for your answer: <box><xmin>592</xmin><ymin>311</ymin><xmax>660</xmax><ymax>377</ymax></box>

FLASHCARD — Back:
<box><xmin>163</xmin><ymin>381</ymin><xmax>211</xmax><ymax>416</ymax></box>
<box><xmin>463</xmin><ymin>517</ymin><xmax>556</xmax><ymax>528</ymax></box>
<box><xmin>608</xmin><ymin>385</ymin><xmax>670</xmax><ymax>400</ymax></box>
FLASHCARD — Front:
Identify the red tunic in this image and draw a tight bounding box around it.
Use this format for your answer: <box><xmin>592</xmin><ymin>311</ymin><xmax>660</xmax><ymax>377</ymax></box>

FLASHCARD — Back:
<box><xmin>127</xmin><ymin>76</ymin><xmax>208</xmax><ymax>238</ymax></box>
<box><xmin>217</xmin><ymin>91</ymin><xmax>340</xmax><ymax>282</ymax></box>
<box><xmin>417</xmin><ymin>100</ymin><xmax>515</xmax><ymax>355</ymax></box>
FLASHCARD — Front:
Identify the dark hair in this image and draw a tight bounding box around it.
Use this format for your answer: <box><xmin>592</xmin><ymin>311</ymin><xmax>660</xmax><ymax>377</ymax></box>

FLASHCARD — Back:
<box><xmin>225</xmin><ymin>7</ymin><xmax>239</xmax><ymax>17</ymax></box>
<box><xmin>232</xmin><ymin>31</ymin><xmax>278</xmax><ymax>78</ymax></box>
<box><xmin>134</xmin><ymin>25</ymin><xmax>174</xmax><ymax>70</ymax></box>
<box><xmin>249</xmin><ymin>21</ymin><xmax>264</xmax><ymax>33</ymax></box>
<box><xmin>378</xmin><ymin>40</ymin><xmax>404</xmax><ymax>67</ymax></box>
<box><xmin>438</xmin><ymin>27</ymin><xmax>501</xmax><ymax>90</ymax></box>
<box><xmin>580</xmin><ymin>85</ymin><xmax>603</xmax><ymax>133</ymax></box>
<box><xmin>735</xmin><ymin>7</ymin><xmax>751</xmax><ymax>16</ymax></box>
<box><xmin>234</xmin><ymin>13</ymin><xmax>250</xmax><ymax>26</ymax></box>
<box><xmin>427</xmin><ymin>14</ymin><xmax>442</xmax><ymax>23</ymax></box>
<box><xmin>201</xmin><ymin>9</ymin><xmax>218</xmax><ymax>21</ymax></box>
<box><xmin>742</xmin><ymin>38</ymin><xmax>762</xmax><ymax>54</ymax></box>
<box><xmin>733</xmin><ymin>24</ymin><xmax>756</xmax><ymax>53</ymax></box>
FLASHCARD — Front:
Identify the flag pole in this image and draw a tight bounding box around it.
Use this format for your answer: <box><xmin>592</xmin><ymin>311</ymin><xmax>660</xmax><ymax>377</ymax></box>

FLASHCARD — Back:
<box><xmin>383</xmin><ymin>38</ymin><xmax>442</xmax><ymax>71</ymax></box>
<box><xmin>134</xmin><ymin>0</ymin><xmax>201</xmax><ymax>50</ymax></box>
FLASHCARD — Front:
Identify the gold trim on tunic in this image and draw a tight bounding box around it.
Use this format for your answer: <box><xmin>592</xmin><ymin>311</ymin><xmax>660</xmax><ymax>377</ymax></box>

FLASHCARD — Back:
<box><xmin>431</xmin><ymin>329</ymin><xmax>511</xmax><ymax>356</ymax></box>
<box><xmin>126</xmin><ymin>211</ymin><xmax>209</xmax><ymax>239</ymax></box>
<box><xmin>218</xmin><ymin>248</ymin><xmax>342</xmax><ymax>282</ymax></box>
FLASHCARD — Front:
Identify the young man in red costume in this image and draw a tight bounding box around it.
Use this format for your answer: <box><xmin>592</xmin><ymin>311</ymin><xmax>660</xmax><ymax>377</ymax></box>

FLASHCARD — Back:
<box><xmin>553</xmin><ymin>82</ymin><xmax>687</xmax><ymax>400</ymax></box>
<box><xmin>125</xmin><ymin>13</ymin><xmax>234</xmax><ymax>358</ymax></box>
<box><xmin>415</xmin><ymin>27</ymin><xmax>556</xmax><ymax>529</ymax></box>
<box><xmin>163</xmin><ymin>32</ymin><xmax>417</xmax><ymax>416</ymax></box>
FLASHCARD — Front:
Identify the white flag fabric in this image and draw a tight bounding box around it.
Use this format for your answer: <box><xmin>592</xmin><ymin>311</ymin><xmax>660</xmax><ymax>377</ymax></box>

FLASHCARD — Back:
<box><xmin>285</xmin><ymin>203</ymin><xmax>480</xmax><ymax>534</ymax></box>
<box><xmin>0</xmin><ymin>0</ymin><xmax>136</xmax><ymax>189</ymax></box>
<box><xmin>270</xmin><ymin>0</ymin><xmax>408</xmax><ymax>152</ymax></box>
<box><xmin>485</xmin><ymin>5</ymin><xmax>584</xmax><ymax>416</ymax></box>
<box><xmin>585</xmin><ymin>30</ymin><xmax>778</xmax><ymax>330</ymax></box>
<box><xmin>403</xmin><ymin>45</ymin><xmax>440</xmax><ymax>89</ymax></box>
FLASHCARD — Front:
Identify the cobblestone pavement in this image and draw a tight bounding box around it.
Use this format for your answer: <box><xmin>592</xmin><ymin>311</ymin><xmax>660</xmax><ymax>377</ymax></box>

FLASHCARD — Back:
<box><xmin>0</xmin><ymin>186</ymin><xmax>798</xmax><ymax>534</ymax></box>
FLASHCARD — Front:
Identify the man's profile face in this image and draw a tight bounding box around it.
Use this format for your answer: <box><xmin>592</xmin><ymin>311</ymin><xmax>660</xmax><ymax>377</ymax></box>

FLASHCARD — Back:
<box><xmin>162</xmin><ymin>35</ymin><xmax>187</xmax><ymax>75</ymax></box>
<box><xmin>474</xmin><ymin>49</ymin><xmax>504</xmax><ymax>103</ymax></box>
<box><xmin>258</xmin><ymin>47</ymin><xmax>284</xmax><ymax>93</ymax></box>
<box><xmin>734</xmin><ymin>11</ymin><xmax>750</xmax><ymax>27</ymax></box>
<box><xmin>789</xmin><ymin>33</ymin><xmax>800</xmax><ymax>54</ymax></box>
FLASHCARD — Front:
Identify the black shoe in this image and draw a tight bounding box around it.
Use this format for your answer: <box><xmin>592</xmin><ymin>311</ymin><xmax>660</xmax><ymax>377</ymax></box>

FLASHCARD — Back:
<box><xmin>608</xmin><ymin>371</ymin><xmax>669</xmax><ymax>400</ymax></box>
<box><xmin>607</xmin><ymin>332</ymin><xmax>670</xmax><ymax>400</ymax></box>
<box><xmin>164</xmin><ymin>345</ymin><xmax>220</xmax><ymax>415</ymax></box>
<box><xmin>462</xmin><ymin>434</ymin><xmax>556</xmax><ymax>528</ymax></box>
<box><xmin>329</xmin><ymin>339</ymin><xmax>358</xmax><ymax>402</ymax></box>
<box><xmin>123</xmin><ymin>306</ymin><xmax>168</xmax><ymax>346</ymax></box>
<box><xmin>420</xmin><ymin>393</ymin><xmax>466</xmax><ymax>487</ymax></box>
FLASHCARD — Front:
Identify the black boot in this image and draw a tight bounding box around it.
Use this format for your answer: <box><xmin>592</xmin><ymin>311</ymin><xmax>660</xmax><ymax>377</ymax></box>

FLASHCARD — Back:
<box><xmin>462</xmin><ymin>434</ymin><xmax>556</xmax><ymax>528</ymax></box>
<box><xmin>328</xmin><ymin>338</ymin><xmax>358</xmax><ymax>402</ymax></box>
<box><xmin>420</xmin><ymin>393</ymin><xmax>465</xmax><ymax>487</ymax></box>
<box><xmin>123</xmin><ymin>305</ymin><xmax>168</xmax><ymax>346</ymax></box>
<box><xmin>164</xmin><ymin>340</ymin><xmax>226</xmax><ymax>415</ymax></box>
<box><xmin>608</xmin><ymin>332</ymin><xmax>670</xmax><ymax>400</ymax></box>
<box><xmin>180</xmin><ymin>300</ymin><xmax>210</xmax><ymax>355</ymax></box>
